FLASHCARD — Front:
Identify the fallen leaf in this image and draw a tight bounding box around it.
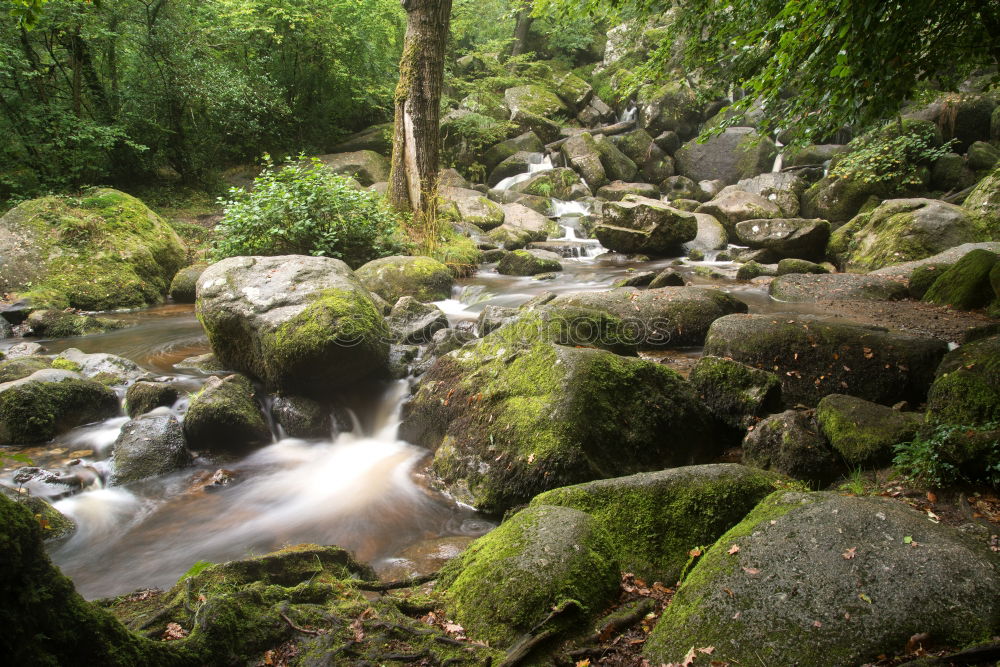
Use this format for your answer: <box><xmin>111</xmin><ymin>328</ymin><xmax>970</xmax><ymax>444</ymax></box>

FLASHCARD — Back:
<box><xmin>689</xmin><ymin>548</ymin><xmax>703</xmax><ymax>558</ymax></box>
<box><xmin>903</xmin><ymin>536</ymin><xmax>913</xmax><ymax>544</ymax></box>
<box><xmin>926</xmin><ymin>491</ymin><xmax>937</xmax><ymax>503</ymax></box>
<box><xmin>727</xmin><ymin>544</ymin><xmax>740</xmax><ymax>555</ymax></box>
<box><xmin>350</xmin><ymin>617</ymin><xmax>365</xmax><ymax>642</ymax></box>
<box><xmin>813</xmin><ymin>620</ymin><xmax>822</xmax><ymax>628</ymax></box>
<box><xmin>575</xmin><ymin>660</ymin><xmax>591</xmax><ymax>667</ymax></box>
<box><xmin>859</xmin><ymin>593</ymin><xmax>872</xmax><ymax>604</ymax></box>
<box><xmin>842</xmin><ymin>547</ymin><xmax>857</xmax><ymax>560</ymax></box>
<box><xmin>162</xmin><ymin>622</ymin><xmax>188</xmax><ymax>641</ymax></box>
<box><xmin>906</xmin><ymin>632</ymin><xmax>930</xmax><ymax>653</ymax></box>
<box><xmin>697</xmin><ymin>646</ymin><xmax>715</xmax><ymax>655</ymax></box>
<box><xmin>722</xmin><ymin>587</ymin><xmax>734</xmax><ymax>597</ymax></box>
<box><xmin>742</xmin><ymin>567</ymin><xmax>760</xmax><ymax>575</ymax></box>
<box><xmin>681</xmin><ymin>646</ymin><xmax>698</xmax><ymax>666</ymax></box>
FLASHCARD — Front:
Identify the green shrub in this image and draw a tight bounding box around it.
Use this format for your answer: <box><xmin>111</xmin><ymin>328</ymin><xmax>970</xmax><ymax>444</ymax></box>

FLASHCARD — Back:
<box><xmin>212</xmin><ymin>156</ymin><xmax>407</xmax><ymax>268</ymax></box>
<box><xmin>830</xmin><ymin>120</ymin><xmax>954</xmax><ymax>189</ymax></box>
<box><xmin>893</xmin><ymin>421</ymin><xmax>1000</xmax><ymax>488</ymax></box>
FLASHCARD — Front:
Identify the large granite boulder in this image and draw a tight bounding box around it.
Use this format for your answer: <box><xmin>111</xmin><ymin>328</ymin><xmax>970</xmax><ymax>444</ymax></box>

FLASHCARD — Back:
<box><xmin>594</xmin><ymin>196</ymin><xmax>697</xmax><ymax>255</ymax></box>
<box><xmin>354</xmin><ymin>255</ymin><xmax>453</xmax><ymax>303</ymax></box>
<box><xmin>769</xmin><ymin>273</ymin><xmax>909</xmax><ymax>302</ymax></box>
<box><xmin>734</xmin><ymin>218</ymin><xmax>830</xmax><ymax>260</ymax></box>
<box><xmin>926</xmin><ymin>333</ymin><xmax>1000</xmax><ymax>426</ymax></box>
<box><xmin>0</xmin><ymin>369</ymin><xmax>119</xmax><ymax>445</ymax></box>
<box><xmin>196</xmin><ymin>255</ymin><xmax>390</xmax><ymax>395</ymax></box>
<box><xmin>963</xmin><ymin>165</ymin><xmax>1000</xmax><ymax>228</ymax></box>
<box><xmin>109</xmin><ymin>415</ymin><xmax>192</xmax><ymax>486</ymax></box>
<box><xmin>182</xmin><ymin>374</ymin><xmax>270</xmax><ymax>452</ymax></box>
<box><xmin>439</xmin><ymin>187</ymin><xmax>505</xmax><ymax>230</ymax></box>
<box><xmin>316</xmin><ymin>150</ymin><xmax>389</xmax><ymax>186</ymax></box>
<box><xmin>696</xmin><ymin>190</ymin><xmax>782</xmax><ymax>236</ymax></box>
<box><xmin>674</xmin><ymin>127</ymin><xmax>777</xmax><ymax>185</ymax></box>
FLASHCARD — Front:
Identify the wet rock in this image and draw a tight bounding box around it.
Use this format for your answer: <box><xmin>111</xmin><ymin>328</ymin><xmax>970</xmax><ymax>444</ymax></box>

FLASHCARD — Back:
<box><xmin>742</xmin><ymin>409</ymin><xmax>839</xmax><ymax>485</ymax></box>
<box><xmin>109</xmin><ymin>415</ymin><xmax>192</xmax><ymax>485</ymax></box>
<box><xmin>388</xmin><ymin>344</ymin><xmax>420</xmax><ymax>379</ymax></box>
<box><xmin>24</xmin><ymin>310</ymin><xmax>128</xmax><ymax>338</ymax></box>
<box><xmin>483</xmin><ymin>131</ymin><xmax>544</xmax><ymax>173</ymax></box>
<box><xmin>683</xmin><ymin>212</ymin><xmax>728</xmax><ymax>253</ymax></box>
<box><xmin>400</xmin><ymin>313</ymin><xmax>724</xmax><ymax>513</ymax></box>
<box><xmin>544</xmin><ymin>286</ymin><xmax>747</xmax><ymax>348</ymax></box>
<box><xmin>315</xmin><ymin>150</ymin><xmax>389</xmax><ymax>186</ymax></box>
<box><xmin>355</xmin><ymin>254</ymin><xmax>453</xmax><ymax>304</ymax></box>
<box><xmin>735</xmin><ymin>260</ymin><xmax>776</xmax><ymax>281</ymax></box>
<box><xmin>775</xmin><ymin>258</ymin><xmax>829</xmax><ymax>276</ymax></box>
<box><xmin>271</xmin><ymin>394</ymin><xmax>337</xmax><ymax>439</ymax></box>
<box><xmin>828</xmin><ymin>199</ymin><xmax>993</xmax><ymax>272</ymax></box>
<box><xmin>182</xmin><ymin>374</ymin><xmax>270</xmax><ymax>452</ymax></box>
<box><xmin>661</xmin><ymin>175</ymin><xmax>709</xmax><ymax>202</ymax></box>
<box><xmin>488</xmin><ymin>203</ymin><xmax>555</xmax><ymax>250</ymax></box>
<box><xmin>438</xmin><ymin>505</ymin><xmax>619</xmax><ymax>648</ymax></box>
<box><xmin>922</xmin><ymin>248</ymin><xmax>998</xmax><ymax>310</ymax></box>
<box><xmin>497</xmin><ymin>249</ymin><xmax>563</xmax><ymax>276</ymax></box>
<box><xmin>476</xmin><ymin>305</ymin><xmax>519</xmax><ymax>336</ymax></box>
<box><xmin>647</xmin><ymin>267</ymin><xmax>686</xmax><ymax>288</ymax></box>
<box><xmin>439</xmin><ymin>186</ymin><xmax>505</xmax><ymax>230</ymax></box>
<box><xmin>0</xmin><ymin>369</ymin><xmax>120</xmax><ymax>445</ymax></box>
<box><xmin>487</xmin><ymin>151</ymin><xmax>544</xmax><ymax>189</ymax></box>
<box><xmin>386</xmin><ymin>296</ymin><xmax>448</xmax><ymax>344</ymax></box>
<box><xmin>869</xmin><ymin>241</ymin><xmax>1000</xmax><ymax>279</ymax></box>
<box><xmin>0</xmin><ymin>355</ymin><xmax>51</xmax><ymax>382</ymax></box>
<box><xmin>54</xmin><ymin>348</ymin><xmax>145</xmax><ymax>385</ymax></box>
<box><xmin>926</xmin><ymin>333</ymin><xmax>1000</xmax><ymax>426</ymax></box>
<box><xmin>612</xmin><ymin>271</ymin><xmax>657</xmax><ymax>288</ymax></box>
<box><xmin>696</xmin><ymin>190</ymin><xmax>783</xmax><ymax>237</ymax></box>
<box><xmin>125</xmin><ymin>380</ymin><xmax>179</xmax><ymax>417</ymax></box>
<box><xmin>769</xmin><ymin>273</ymin><xmax>908</xmax><ymax>302</ymax></box>
<box><xmin>509</xmin><ymin>167</ymin><xmax>581</xmax><ymax>200</ymax></box>
<box><xmin>907</xmin><ymin>262</ymin><xmax>953</xmax><ymax>299</ymax></box>
<box><xmin>174</xmin><ymin>353</ymin><xmax>227</xmax><ymax>375</ymax></box>
<box><xmin>594</xmin><ymin>134</ymin><xmax>638</xmax><ymax>182</ymax></box>
<box><xmin>703</xmin><ymin>314</ymin><xmax>948</xmax><ymax>406</ymax></box>
<box><xmin>734</xmin><ymin>218</ymin><xmax>830</xmax><ymax>261</ymax></box>
<box><xmin>595</xmin><ymin>181</ymin><xmax>660</xmax><ymax>201</ymax></box>
<box><xmin>690</xmin><ymin>356</ymin><xmax>782</xmax><ymax>429</ymax></box>
<box><xmin>816</xmin><ymin>394</ymin><xmax>922</xmax><ymax>467</ymax></box>
<box><xmin>5</xmin><ymin>342</ymin><xmax>44</xmax><ymax>359</ymax></box>
<box><xmin>531</xmin><ymin>464</ymin><xmax>787</xmax><ymax>583</ymax></box>
<box><xmin>561</xmin><ymin>133</ymin><xmax>608</xmax><ymax>188</ymax></box>
<box><xmin>504</xmin><ymin>84</ymin><xmax>568</xmax><ymax>119</ymax></box>
<box><xmin>595</xmin><ymin>195</ymin><xmax>698</xmax><ymax>256</ymax></box>
<box><xmin>0</xmin><ymin>486</ymin><xmax>74</xmax><ymax>540</ymax></box>
<box><xmin>645</xmin><ymin>491</ymin><xmax>1000</xmax><ymax>666</ymax></box>
<box><xmin>169</xmin><ymin>263</ymin><xmax>208</xmax><ymax>303</ymax></box>
<box><xmin>675</xmin><ymin>127</ymin><xmax>777</xmax><ymax>185</ymax></box>
<box><xmin>426</xmin><ymin>327</ymin><xmax>476</xmax><ymax>357</ymax></box>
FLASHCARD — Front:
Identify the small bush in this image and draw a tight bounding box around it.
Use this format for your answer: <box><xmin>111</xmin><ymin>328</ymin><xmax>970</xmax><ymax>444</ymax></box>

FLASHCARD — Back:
<box><xmin>212</xmin><ymin>156</ymin><xmax>407</xmax><ymax>268</ymax></box>
<box><xmin>893</xmin><ymin>421</ymin><xmax>1000</xmax><ymax>488</ymax></box>
<box><xmin>830</xmin><ymin>120</ymin><xmax>955</xmax><ymax>189</ymax></box>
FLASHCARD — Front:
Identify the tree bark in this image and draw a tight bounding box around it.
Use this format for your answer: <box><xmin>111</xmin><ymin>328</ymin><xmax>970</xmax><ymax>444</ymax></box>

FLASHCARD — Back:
<box><xmin>510</xmin><ymin>3</ymin><xmax>534</xmax><ymax>57</ymax></box>
<box><xmin>388</xmin><ymin>0</ymin><xmax>453</xmax><ymax>223</ymax></box>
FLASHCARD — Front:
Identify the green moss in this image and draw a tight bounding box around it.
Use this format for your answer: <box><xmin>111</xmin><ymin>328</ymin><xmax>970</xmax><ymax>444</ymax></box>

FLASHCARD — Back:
<box><xmin>689</xmin><ymin>356</ymin><xmax>782</xmax><ymax>428</ymax></box>
<box><xmin>926</xmin><ymin>335</ymin><xmax>1000</xmax><ymax>426</ymax></box>
<box><xmin>497</xmin><ymin>249</ymin><xmax>563</xmax><ymax>276</ymax></box>
<box><xmin>0</xmin><ymin>373</ymin><xmax>120</xmax><ymax>445</ymax></box>
<box><xmin>816</xmin><ymin>394</ymin><xmax>922</xmax><ymax>467</ymax></box>
<box><xmin>355</xmin><ymin>254</ymin><xmax>453</xmax><ymax>303</ymax></box>
<box><xmin>923</xmin><ymin>249</ymin><xmax>998</xmax><ymax>309</ymax></box>
<box><xmin>182</xmin><ymin>374</ymin><xmax>269</xmax><ymax>451</ymax></box>
<box><xmin>428</xmin><ymin>226</ymin><xmax>482</xmax><ymax>277</ymax></box>
<box><xmin>908</xmin><ymin>263</ymin><xmax>953</xmax><ymax>298</ymax></box>
<box><xmin>0</xmin><ymin>356</ymin><xmax>53</xmax><ymax>382</ymax></box>
<box><xmin>50</xmin><ymin>359</ymin><xmax>81</xmax><ymax>372</ymax></box>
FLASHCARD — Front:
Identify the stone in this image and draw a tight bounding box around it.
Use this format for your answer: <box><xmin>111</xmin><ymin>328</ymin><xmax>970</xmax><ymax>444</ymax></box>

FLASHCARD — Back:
<box><xmin>962</xmin><ymin>165</ymin><xmax>1000</xmax><ymax>228</ymax></box>
<box><xmin>734</xmin><ymin>218</ymin><xmax>830</xmax><ymax>260</ymax></box>
<box><xmin>870</xmin><ymin>241</ymin><xmax>1000</xmax><ymax>279</ymax></box>
<box><xmin>684</xmin><ymin>213</ymin><xmax>728</xmax><ymax>253</ymax></box>
<box><xmin>926</xmin><ymin>333</ymin><xmax>1000</xmax><ymax>426</ymax></box>
<box><xmin>23</xmin><ymin>310</ymin><xmax>127</xmax><ymax>338</ymax></box>
<box><xmin>800</xmin><ymin>174</ymin><xmax>887</xmax><ymax>224</ymax></box>
<box><xmin>922</xmin><ymin>248</ymin><xmax>998</xmax><ymax>310</ymax></box>
<box><xmin>675</xmin><ymin>127</ymin><xmax>777</xmax><ymax>185</ymax></box>
<box><xmin>489</xmin><ymin>204</ymin><xmax>554</xmax><ymax>250</ymax></box>
<box><xmin>109</xmin><ymin>415</ymin><xmax>192</xmax><ymax>485</ymax></box>
<box><xmin>551</xmin><ymin>69</ymin><xmax>593</xmax><ymax>111</ymax></box>
<box><xmin>483</xmin><ymin>132</ymin><xmax>544</xmax><ymax>173</ymax></box>
<box><xmin>386</xmin><ymin>296</ymin><xmax>449</xmax><ymax>344</ymax></box>
<box><xmin>54</xmin><ymin>349</ymin><xmax>144</xmax><ymax>385</ymax></box>
<box><xmin>198</xmin><ymin>255</ymin><xmax>390</xmax><ymax>395</ymax></box>
<box><xmin>696</xmin><ymin>190</ymin><xmax>782</xmax><ymax>237</ymax></box>
<box><xmin>769</xmin><ymin>272</ymin><xmax>910</xmax><ymax>303</ymax></box>
<box><xmin>785</xmin><ymin>143</ymin><xmax>849</xmax><ymax>167</ymax></box>
<box><xmin>486</xmin><ymin>152</ymin><xmax>545</xmax><ymax>189</ymax></box>
<box><xmin>596</xmin><ymin>181</ymin><xmax>660</xmax><ymax>201</ymax></box>
<box><xmin>354</xmin><ymin>255</ymin><xmax>453</xmax><ymax>303</ymax></box>
<box><xmin>438</xmin><ymin>505</ymin><xmax>619</xmax><ymax>648</ymax></box>
<box><xmin>509</xmin><ymin>168</ymin><xmax>581</xmax><ymax>200</ymax></box>
<box><xmin>703</xmin><ymin>314</ymin><xmax>948</xmax><ymax>406</ymax></box>
<box><xmin>645</xmin><ymin>491</ymin><xmax>1000</xmax><ymax>666</ymax></box>
<box><xmin>125</xmin><ymin>381</ymin><xmax>178</xmax><ymax>417</ymax></box>
<box><xmin>594</xmin><ymin>134</ymin><xmax>639</xmax><ymax>182</ymax></box>
<box><xmin>775</xmin><ymin>258</ymin><xmax>829</xmax><ymax>276</ymax></box>
<box><xmin>742</xmin><ymin>410</ymin><xmax>839</xmax><ymax>485</ymax></box>
<box><xmin>271</xmin><ymin>394</ymin><xmax>338</xmax><ymax>439</ymax></box>
<box><xmin>0</xmin><ymin>369</ymin><xmax>120</xmax><ymax>445</ymax></box>
<box><xmin>315</xmin><ymin>150</ymin><xmax>389</xmax><ymax>186</ymax></box>
<box><xmin>399</xmin><ymin>313</ymin><xmax>724</xmax><ymax>513</ymax></box>
<box><xmin>0</xmin><ymin>356</ymin><xmax>51</xmax><ymax>383</ymax></box>
<box><xmin>0</xmin><ymin>189</ymin><xmax>186</xmax><ymax>311</ymax></box>
<box><xmin>496</xmin><ymin>249</ymin><xmax>563</xmax><ymax>276</ymax></box>
<box><xmin>637</xmin><ymin>80</ymin><xmax>702</xmax><ymax>137</ymax></box>
<box><xmin>504</xmin><ymin>84</ymin><xmax>568</xmax><ymax>119</ymax></box>
<box><xmin>828</xmin><ymin>198</ymin><xmax>994</xmax><ymax>272</ymax></box>
<box><xmin>560</xmin><ymin>133</ymin><xmax>608</xmax><ymax>189</ymax></box>
<box><xmin>169</xmin><ymin>264</ymin><xmax>208</xmax><ymax>303</ymax></box>
<box><xmin>968</xmin><ymin>141</ymin><xmax>1000</xmax><ymax>171</ymax></box>
<box><xmin>330</xmin><ymin>122</ymin><xmax>394</xmax><ymax>155</ymax></box>
<box><xmin>439</xmin><ymin>187</ymin><xmax>505</xmax><ymax>230</ymax></box>
<box><xmin>612</xmin><ymin>271</ymin><xmax>657</xmax><ymax>288</ymax></box>
<box><xmin>594</xmin><ymin>196</ymin><xmax>698</xmax><ymax>255</ymax></box>
<box><xmin>689</xmin><ymin>356</ymin><xmax>783</xmax><ymax>429</ymax></box>
<box><xmin>661</xmin><ymin>175</ymin><xmax>708</xmax><ymax>202</ymax></box>
<box><xmin>930</xmin><ymin>153</ymin><xmax>975</xmax><ymax>191</ymax></box>
<box><xmin>719</xmin><ymin>171</ymin><xmax>809</xmax><ymax>217</ymax></box>
<box><xmin>647</xmin><ymin>268</ymin><xmax>686</xmax><ymax>289</ymax></box>
<box><xmin>816</xmin><ymin>394</ymin><xmax>923</xmax><ymax>467</ymax></box>
<box><xmin>182</xmin><ymin>374</ymin><xmax>270</xmax><ymax>452</ymax></box>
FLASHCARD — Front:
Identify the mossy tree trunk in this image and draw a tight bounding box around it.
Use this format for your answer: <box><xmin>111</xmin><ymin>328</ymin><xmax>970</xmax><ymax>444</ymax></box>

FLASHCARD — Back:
<box><xmin>510</xmin><ymin>2</ymin><xmax>534</xmax><ymax>57</ymax></box>
<box><xmin>388</xmin><ymin>0</ymin><xmax>452</xmax><ymax>232</ymax></box>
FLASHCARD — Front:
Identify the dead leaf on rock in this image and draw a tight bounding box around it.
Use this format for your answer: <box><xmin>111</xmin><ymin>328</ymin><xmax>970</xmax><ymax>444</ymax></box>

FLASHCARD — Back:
<box><xmin>742</xmin><ymin>567</ymin><xmax>760</xmax><ymax>576</ymax></box>
<box><xmin>727</xmin><ymin>544</ymin><xmax>740</xmax><ymax>555</ymax></box>
<box><xmin>842</xmin><ymin>547</ymin><xmax>857</xmax><ymax>560</ymax></box>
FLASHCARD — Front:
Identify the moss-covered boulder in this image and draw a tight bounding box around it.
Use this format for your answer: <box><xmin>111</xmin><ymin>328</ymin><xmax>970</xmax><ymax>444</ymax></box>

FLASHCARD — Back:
<box><xmin>198</xmin><ymin>255</ymin><xmax>390</xmax><ymax>394</ymax></box>
<box><xmin>561</xmin><ymin>133</ymin><xmax>608</xmax><ymax>188</ymax></box>
<box><xmin>922</xmin><ymin>248</ymin><xmax>998</xmax><ymax>309</ymax></box>
<box><xmin>315</xmin><ymin>150</ymin><xmax>389</xmax><ymax>186</ymax></box>
<box><xmin>816</xmin><ymin>394</ymin><xmax>923</xmax><ymax>467</ymax></box>
<box><xmin>110</xmin><ymin>415</ymin><xmax>192</xmax><ymax>486</ymax></box>
<box><xmin>734</xmin><ymin>218</ymin><xmax>830</xmax><ymax>261</ymax></box>
<box><xmin>968</xmin><ymin>140</ymin><xmax>1000</xmax><ymax>171</ymax></box>
<box><xmin>0</xmin><ymin>189</ymin><xmax>187</xmax><ymax>311</ymax></box>
<box><xmin>0</xmin><ymin>486</ymin><xmax>75</xmax><ymax>541</ymax></box>
<box><xmin>270</xmin><ymin>394</ymin><xmax>338</xmax><ymax>439</ymax></box>
<box><xmin>644</xmin><ymin>491</ymin><xmax>1000</xmax><ymax>666</ymax></box>
<box><xmin>510</xmin><ymin>167</ymin><xmax>581</xmax><ymax>200</ymax></box>
<box><xmin>926</xmin><ymin>333</ymin><xmax>1000</xmax><ymax>426</ymax></box>
<box><xmin>595</xmin><ymin>181</ymin><xmax>660</xmax><ymax>201</ymax></box>
<box><xmin>647</xmin><ymin>267</ymin><xmax>686</xmax><ymax>288</ymax></box>
<box><xmin>801</xmin><ymin>174</ymin><xmax>887</xmax><ymax>225</ymax></box>
<box><xmin>594</xmin><ymin>195</ymin><xmax>698</xmax><ymax>255</ymax></box>
<box><xmin>594</xmin><ymin>134</ymin><xmax>639</xmax><ymax>182</ymax></box>
<box><xmin>487</xmin><ymin>151</ymin><xmax>545</xmax><ymax>189</ymax></box>
<box><xmin>690</xmin><ymin>356</ymin><xmax>782</xmax><ymax>429</ymax></box>
<box><xmin>735</xmin><ymin>260</ymin><xmax>776</xmax><ymax>280</ymax></box>
<box><xmin>742</xmin><ymin>409</ymin><xmax>839</xmax><ymax>485</ymax></box>
<box><xmin>543</xmin><ymin>286</ymin><xmax>748</xmax><ymax>348</ymax></box>
<box><xmin>696</xmin><ymin>190</ymin><xmax>782</xmax><ymax>237</ymax></box>
<box><xmin>125</xmin><ymin>380</ymin><xmax>179</xmax><ymax>417</ymax></box>
<box><xmin>169</xmin><ymin>263</ymin><xmax>208</xmax><ymax>303</ymax></box>
<box><xmin>182</xmin><ymin>374</ymin><xmax>270</xmax><ymax>452</ymax></box>
<box><xmin>439</xmin><ymin>186</ymin><xmax>505</xmax><ymax>230</ymax></box>
<box><xmin>675</xmin><ymin>127</ymin><xmax>777</xmax><ymax>185</ymax></box>
<box><xmin>23</xmin><ymin>310</ymin><xmax>128</xmax><ymax>338</ymax></box>
<box><xmin>0</xmin><ymin>369</ymin><xmax>119</xmax><ymax>445</ymax></box>
<box><xmin>488</xmin><ymin>203</ymin><xmax>556</xmax><ymax>250</ymax></box>
<box><xmin>438</xmin><ymin>504</ymin><xmax>619</xmax><ymax>648</ymax></box>
<box><xmin>683</xmin><ymin>212</ymin><xmax>728</xmax><ymax>254</ymax></box>
<box><xmin>703</xmin><ymin>314</ymin><xmax>948</xmax><ymax>406</ymax></box>
<box><xmin>355</xmin><ymin>254</ymin><xmax>453</xmax><ymax>303</ymax></box>
<box><xmin>400</xmin><ymin>313</ymin><xmax>724</xmax><ymax>513</ymax></box>
<box><xmin>769</xmin><ymin>272</ymin><xmax>909</xmax><ymax>302</ymax></box>
<box><xmin>483</xmin><ymin>131</ymin><xmax>545</xmax><ymax>173</ymax></box>
<box><xmin>530</xmin><ymin>464</ymin><xmax>785</xmax><ymax>583</ymax></box>
<box><xmin>496</xmin><ymin>249</ymin><xmax>563</xmax><ymax>276</ymax></box>
<box><xmin>828</xmin><ymin>198</ymin><xmax>994</xmax><ymax>272</ymax></box>
<box><xmin>964</xmin><ymin>165</ymin><xmax>1000</xmax><ymax>228</ymax></box>
<box><xmin>386</xmin><ymin>296</ymin><xmax>448</xmax><ymax>344</ymax></box>
<box><xmin>0</xmin><ymin>355</ymin><xmax>51</xmax><ymax>383</ymax></box>
<box><xmin>637</xmin><ymin>80</ymin><xmax>702</xmax><ymax>137</ymax></box>
<box><xmin>54</xmin><ymin>349</ymin><xmax>145</xmax><ymax>386</ymax></box>
<box><xmin>907</xmin><ymin>262</ymin><xmax>953</xmax><ymax>298</ymax></box>
<box><xmin>775</xmin><ymin>258</ymin><xmax>829</xmax><ymax>275</ymax></box>
<box><xmin>504</xmin><ymin>84</ymin><xmax>568</xmax><ymax>119</ymax></box>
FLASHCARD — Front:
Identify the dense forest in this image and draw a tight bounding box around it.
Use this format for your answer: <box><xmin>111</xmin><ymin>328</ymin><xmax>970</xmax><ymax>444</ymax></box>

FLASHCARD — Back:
<box><xmin>2</xmin><ymin>0</ymin><xmax>1000</xmax><ymax>665</ymax></box>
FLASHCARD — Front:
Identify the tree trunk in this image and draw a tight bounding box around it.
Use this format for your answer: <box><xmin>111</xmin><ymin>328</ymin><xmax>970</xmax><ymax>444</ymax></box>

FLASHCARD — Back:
<box><xmin>388</xmin><ymin>0</ymin><xmax>452</xmax><ymax>224</ymax></box>
<box><xmin>510</xmin><ymin>3</ymin><xmax>534</xmax><ymax>57</ymax></box>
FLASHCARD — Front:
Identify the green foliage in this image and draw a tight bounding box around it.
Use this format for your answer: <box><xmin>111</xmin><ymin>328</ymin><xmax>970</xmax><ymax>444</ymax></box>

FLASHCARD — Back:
<box><xmin>831</xmin><ymin>121</ymin><xmax>955</xmax><ymax>188</ymax></box>
<box><xmin>212</xmin><ymin>156</ymin><xmax>407</xmax><ymax>268</ymax></box>
<box><xmin>893</xmin><ymin>422</ymin><xmax>1000</xmax><ymax>488</ymax></box>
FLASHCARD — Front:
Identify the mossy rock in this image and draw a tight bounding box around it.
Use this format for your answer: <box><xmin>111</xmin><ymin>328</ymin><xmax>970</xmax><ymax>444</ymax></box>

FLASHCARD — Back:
<box><xmin>182</xmin><ymin>374</ymin><xmax>270</xmax><ymax>452</ymax></box>
<box><xmin>734</xmin><ymin>218</ymin><xmax>830</xmax><ymax>261</ymax></box>
<box><xmin>816</xmin><ymin>394</ymin><xmax>923</xmax><ymax>467</ymax></box>
<box><xmin>169</xmin><ymin>263</ymin><xmax>208</xmax><ymax>303</ymax></box>
<box><xmin>110</xmin><ymin>415</ymin><xmax>192</xmax><ymax>486</ymax></box>
<box><xmin>510</xmin><ymin>168</ymin><xmax>582</xmax><ymax>200</ymax></box>
<box><xmin>483</xmin><ymin>131</ymin><xmax>544</xmax><ymax>173</ymax></box>
<box><xmin>742</xmin><ymin>409</ymin><xmax>840</xmax><ymax>486</ymax></box>
<box><xmin>926</xmin><ymin>334</ymin><xmax>1000</xmax><ymax>426</ymax></box>
<box><xmin>24</xmin><ymin>310</ymin><xmax>128</xmax><ymax>338</ymax></box>
<box><xmin>594</xmin><ymin>134</ymin><xmax>639</xmax><ymax>182</ymax></box>
<box><xmin>496</xmin><ymin>249</ymin><xmax>563</xmax><ymax>276</ymax></box>
<box><xmin>504</xmin><ymin>84</ymin><xmax>568</xmax><ymax>120</ymax></box>
<box><xmin>644</xmin><ymin>491</ymin><xmax>1000</xmax><ymax>666</ymax></box>
<box><xmin>735</xmin><ymin>260</ymin><xmax>775</xmax><ymax>281</ymax></box>
<box><xmin>801</xmin><ymin>174</ymin><xmax>888</xmax><ymax>224</ymax></box>
<box><xmin>963</xmin><ymin>164</ymin><xmax>1000</xmax><ymax>228</ymax></box>
<box><xmin>675</xmin><ymin>128</ymin><xmax>776</xmax><ymax>186</ymax></box>
<box><xmin>775</xmin><ymin>258</ymin><xmax>829</xmax><ymax>276</ymax></box>
<box><xmin>197</xmin><ymin>255</ymin><xmax>390</xmax><ymax>395</ymax></box>
<box><xmin>0</xmin><ymin>355</ymin><xmax>52</xmax><ymax>383</ymax></box>
<box><xmin>437</xmin><ymin>504</ymin><xmax>619</xmax><ymax>648</ymax></box>
<box><xmin>769</xmin><ymin>273</ymin><xmax>909</xmax><ymax>302</ymax></box>
<box><xmin>529</xmin><ymin>464</ymin><xmax>786</xmax><ymax>583</ymax></box>
<box><xmin>270</xmin><ymin>394</ymin><xmax>336</xmax><ymax>439</ymax></box>
<box><xmin>923</xmin><ymin>248</ymin><xmax>998</xmax><ymax>310</ymax></box>
<box><xmin>828</xmin><ymin>198</ymin><xmax>993</xmax><ymax>272</ymax></box>
<box><xmin>438</xmin><ymin>186</ymin><xmax>505</xmax><ymax>231</ymax></box>
<box><xmin>315</xmin><ymin>150</ymin><xmax>389</xmax><ymax>186</ymax></box>
<box><xmin>400</xmin><ymin>312</ymin><xmax>724</xmax><ymax>513</ymax></box>
<box><xmin>0</xmin><ymin>369</ymin><xmax>120</xmax><ymax>445</ymax></box>
<box><xmin>125</xmin><ymin>380</ymin><xmax>179</xmax><ymax>417</ymax></box>
<box><xmin>54</xmin><ymin>348</ymin><xmax>145</xmax><ymax>386</ymax></box>
<box><xmin>355</xmin><ymin>254</ymin><xmax>454</xmax><ymax>303</ymax></box>
<box><xmin>704</xmin><ymin>314</ymin><xmax>948</xmax><ymax>407</ymax></box>
<box><xmin>386</xmin><ymin>296</ymin><xmax>448</xmax><ymax>344</ymax></box>
<box><xmin>908</xmin><ymin>263</ymin><xmax>953</xmax><ymax>299</ymax></box>
<box><xmin>0</xmin><ymin>486</ymin><xmax>75</xmax><ymax>541</ymax></box>
<box><xmin>689</xmin><ymin>356</ymin><xmax>782</xmax><ymax>429</ymax></box>
<box><xmin>0</xmin><ymin>189</ymin><xmax>187</xmax><ymax>311</ymax></box>
<box><xmin>595</xmin><ymin>196</ymin><xmax>699</xmax><ymax>256</ymax></box>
